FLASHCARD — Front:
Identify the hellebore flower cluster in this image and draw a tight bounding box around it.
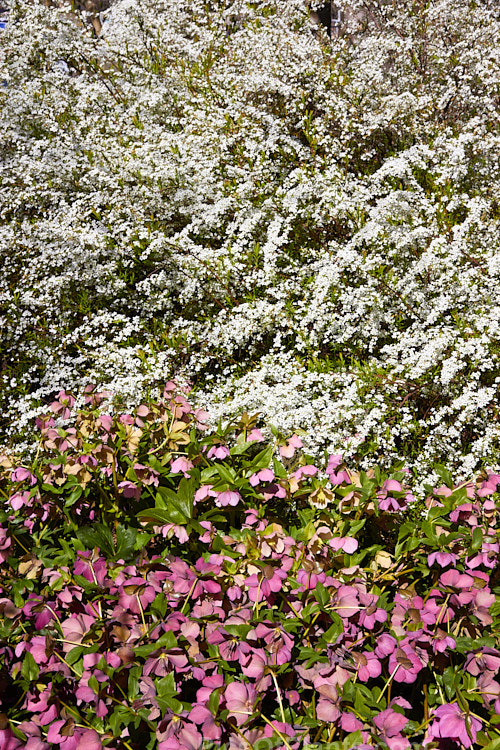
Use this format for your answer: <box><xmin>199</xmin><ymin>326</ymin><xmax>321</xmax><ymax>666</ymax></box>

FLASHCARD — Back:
<box><xmin>0</xmin><ymin>385</ymin><xmax>499</xmax><ymax>748</ymax></box>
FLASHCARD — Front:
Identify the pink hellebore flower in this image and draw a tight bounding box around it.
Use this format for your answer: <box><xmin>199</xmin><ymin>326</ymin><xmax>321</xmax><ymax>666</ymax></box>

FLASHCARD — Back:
<box><xmin>279</xmin><ymin>435</ymin><xmax>303</xmax><ymax>458</ymax></box>
<box><xmin>469</xmin><ymin>587</ymin><xmax>495</xmax><ymax>625</ymax></box>
<box><xmin>296</xmin><ymin>567</ymin><xmax>326</xmax><ymax>590</ymax></box>
<box><xmin>133</xmin><ymin>463</ymin><xmax>159</xmax><ymax>485</ymax></box>
<box><xmin>432</xmin><ymin>628</ymin><xmax>456</xmax><ymax>654</ymax></box>
<box><xmin>206</xmin><ymin>445</ymin><xmax>230</xmax><ymax>460</ymax></box>
<box><xmin>143</xmin><ymin>648</ymin><xmax>189</xmax><ymax>677</ymax></box>
<box><xmin>194</xmin><ymin>485</ymin><xmax>217</xmax><ymax>504</ymax></box>
<box><xmin>189</xmin><ymin>704</ymin><xmax>221</xmax><ymax>741</ymax></box>
<box><xmin>0</xmin><ymin>527</ymin><xmax>12</xmax><ymax>563</ymax></box>
<box><xmin>465</xmin><ymin>647</ymin><xmax>500</xmax><ymax>676</ymax></box>
<box><xmin>249</xmin><ymin>468</ymin><xmax>275</xmax><ymax>486</ymax></box>
<box><xmin>50</xmin><ymin>390</ymin><xmax>76</xmax><ymax>419</ymax></box>
<box><xmin>427</xmin><ymin>703</ymin><xmax>482</xmax><ymax>749</ymax></box>
<box><xmin>225</xmin><ymin>682</ymin><xmax>258</xmax><ymax>726</ymax></box>
<box><xmin>329</xmin><ymin>537</ymin><xmax>358</xmax><ymax>554</ymax></box>
<box><xmin>11</xmin><ymin>466</ymin><xmax>37</xmax><ymax>485</ymax></box>
<box><xmin>245</xmin><ymin>565</ymin><xmax>288</xmax><ymax>603</ymax></box>
<box><xmin>157</xmin><ymin>714</ymin><xmax>202</xmax><ymax>750</ymax></box>
<box><xmin>374</xmin><ymin>708</ymin><xmax>409</xmax><ymax>750</ymax></box>
<box><xmin>207</xmin><ymin>627</ymin><xmax>251</xmax><ymax>662</ymax></box>
<box><xmin>477</xmin><ymin>474</ymin><xmax>500</xmax><ymax>497</ymax></box>
<box><xmin>334</xmin><ymin>585</ymin><xmax>361</xmax><ymax>619</ymax></box>
<box><xmin>251</xmin><ymin>621</ymin><xmax>294</xmax><ymax>665</ymax></box>
<box><xmin>118</xmin><ymin>577</ymin><xmax>156</xmax><ymax>615</ymax></box>
<box><xmin>388</xmin><ymin>645</ymin><xmax>424</xmax><ymax>683</ymax></box>
<box><xmin>9</xmin><ymin>491</ymin><xmax>30</xmax><ymax>511</ymax></box>
<box><xmin>161</xmin><ymin>523</ymin><xmax>189</xmax><ymax>544</ymax></box>
<box><xmin>358</xmin><ymin>591</ymin><xmax>388</xmax><ymax>630</ymax></box>
<box><xmin>427</xmin><ymin>551</ymin><xmax>456</xmax><ymax>568</ymax></box>
<box><xmin>247</xmin><ymin>428</ymin><xmax>265</xmax><ymax>442</ymax></box>
<box><xmin>60</xmin><ymin>614</ymin><xmax>95</xmax><ymax>654</ymax></box>
<box><xmin>170</xmin><ymin>457</ymin><xmax>194</xmax><ymax>477</ymax></box>
<box><xmin>215</xmin><ymin>490</ymin><xmax>241</xmax><ymax>507</ymax></box>
<box><xmin>0</xmin><ymin>728</ymin><xmax>24</xmax><ymax>750</ymax></box>
<box><xmin>439</xmin><ymin>569</ymin><xmax>474</xmax><ymax>591</ymax></box>
<box><xmin>353</xmin><ymin>651</ymin><xmax>382</xmax><ymax>681</ymax></box>
<box><xmin>293</xmin><ymin>465</ymin><xmax>318</xmax><ymax>481</ymax></box>
<box><xmin>314</xmin><ymin>681</ymin><xmax>341</xmax><ymax>723</ymax></box>
<box><xmin>326</xmin><ymin>454</ymin><xmax>350</xmax><ymax>484</ymax></box>
<box><xmin>118</xmin><ymin>480</ymin><xmax>141</xmax><ymax>500</ymax></box>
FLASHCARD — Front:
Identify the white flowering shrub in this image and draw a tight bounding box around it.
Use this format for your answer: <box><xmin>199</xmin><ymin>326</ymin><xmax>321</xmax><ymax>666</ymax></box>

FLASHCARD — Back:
<box><xmin>1</xmin><ymin>0</ymin><xmax>500</xmax><ymax>481</ymax></box>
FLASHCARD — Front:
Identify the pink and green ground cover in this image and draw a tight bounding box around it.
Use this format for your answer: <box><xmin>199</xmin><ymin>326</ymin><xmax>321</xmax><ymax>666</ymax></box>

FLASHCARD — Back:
<box><xmin>0</xmin><ymin>383</ymin><xmax>500</xmax><ymax>748</ymax></box>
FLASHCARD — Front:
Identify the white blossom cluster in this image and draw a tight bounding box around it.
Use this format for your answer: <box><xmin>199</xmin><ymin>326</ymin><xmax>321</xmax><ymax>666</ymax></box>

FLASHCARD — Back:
<box><xmin>1</xmin><ymin>0</ymin><xmax>500</xmax><ymax>481</ymax></box>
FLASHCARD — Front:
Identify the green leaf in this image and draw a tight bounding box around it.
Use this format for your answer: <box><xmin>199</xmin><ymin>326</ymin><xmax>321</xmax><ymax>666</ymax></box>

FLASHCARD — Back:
<box><xmin>76</xmin><ymin>524</ymin><xmax>114</xmax><ymax>557</ymax></box>
<box><xmin>434</xmin><ymin>463</ymin><xmax>454</xmax><ymax>488</ymax></box>
<box><xmin>138</xmin><ymin>506</ymin><xmax>187</xmax><ymax>527</ymax></box>
<box><xmin>314</xmin><ymin>582</ymin><xmax>331</xmax><ymax>609</ymax></box>
<box><xmin>215</xmin><ymin>464</ymin><xmax>237</xmax><ymax>485</ymax></box>
<box><xmin>66</xmin><ymin>645</ymin><xmax>85</xmax><ymax>665</ymax></box>
<box><xmin>248</xmin><ymin>445</ymin><xmax>274</xmax><ymax>473</ymax></box>
<box><xmin>133</xmin><ymin>630</ymin><xmax>177</xmax><ymax>658</ymax></box>
<box><xmin>471</xmin><ymin>526</ymin><xmax>483</xmax><ymax>551</ymax></box>
<box><xmin>21</xmin><ymin>651</ymin><xmax>39</xmax><ymax>682</ymax></box>
<box><xmin>65</xmin><ymin>485</ymin><xmax>83</xmax><ymax>506</ymax></box>
<box><xmin>442</xmin><ymin>667</ymin><xmax>456</xmax><ymax>701</ymax></box>
<box><xmin>115</xmin><ymin>524</ymin><xmax>137</xmax><ymax>560</ymax></box>
<box><xmin>155</xmin><ymin>479</ymin><xmax>194</xmax><ymax>522</ymax></box>
<box><xmin>208</xmin><ymin>687</ymin><xmax>220</xmax><ymax>716</ymax></box>
<box><xmin>322</xmin><ymin>613</ymin><xmax>344</xmax><ymax>643</ymax></box>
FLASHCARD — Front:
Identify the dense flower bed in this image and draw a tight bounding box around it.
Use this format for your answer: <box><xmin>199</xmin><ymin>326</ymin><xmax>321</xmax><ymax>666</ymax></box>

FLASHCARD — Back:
<box><xmin>1</xmin><ymin>384</ymin><xmax>500</xmax><ymax>748</ymax></box>
<box><xmin>1</xmin><ymin>0</ymin><xmax>500</xmax><ymax>480</ymax></box>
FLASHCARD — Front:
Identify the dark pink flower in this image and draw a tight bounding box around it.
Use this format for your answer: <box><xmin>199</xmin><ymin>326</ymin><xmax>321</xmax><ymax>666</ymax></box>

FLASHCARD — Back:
<box><xmin>60</xmin><ymin>614</ymin><xmax>95</xmax><ymax>653</ymax></box>
<box><xmin>358</xmin><ymin>591</ymin><xmax>387</xmax><ymax>629</ymax></box>
<box><xmin>427</xmin><ymin>703</ymin><xmax>482</xmax><ymax>748</ymax></box>
<box><xmin>225</xmin><ymin>682</ymin><xmax>258</xmax><ymax>726</ymax></box>
<box><xmin>249</xmin><ymin>468</ymin><xmax>275</xmax><ymax>486</ymax></box>
<box><xmin>247</xmin><ymin>428</ymin><xmax>264</xmax><ymax>442</ymax></box>
<box><xmin>207</xmin><ymin>627</ymin><xmax>251</xmax><ymax>662</ymax></box>
<box><xmin>189</xmin><ymin>704</ymin><xmax>221</xmax><ymax>741</ymax></box>
<box><xmin>293</xmin><ymin>465</ymin><xmax>318</xmax><ymax>481</ymax></box>
<box><xmin>0</xmin><ymin>728</ymin><xmax>24</xmax><ymax>750</ymax></box>
<box><xmin>11</xmin><ymin>466</ymin><xmax>37</xmax><ymax>485</ymax></box>
<box><xmin>374</xmin><ymin>707</ymin><xmax>409</xmax><ymax>749</ymax></box>
<box><xmin>118</xmin><ymin>480</ymin><xmax>141</xmax><ymax>500</ymax></box>
<box><xmin>314</xmin><ymin>681</ymin><xmax>341</xmax><ymax>722</ymax></box>
<box><xmin>117</xmin><ymin>577</ymin><xmax>156</xmax><ymax>614</ymax></box>
<box><xmin>157</xmin><ymin>713</ymin><xmax>202</xmax><ymax>750</ymax></box>
<box><xmin>334</xmin><ymin>585</ymin><xmax>360</xmax><ymax>618</ymax></box>
<box><xmin>245</xmin><ymin>565</ymin><xmax>287</xmax><ymax>603</ymax></box>
<box><xmin>388</xmin><ymin>645</ymin><xmax>423</xmax><ymax>683</ymax></box>
<box><xmin>465</xmin><ymin>647</ymin><xmax>500</xmax><ymax>676</ymax></box>
<box><xmin>74</xmin><ymin>551</ymin><xmax>107</xmax><ymax>585</ymax></box>
<box><xmin>352</xmin><ymin>651</ymin><xmax>381</xmax><ymax>681</ymax></box>
<box><xmin>250</xmin><ymin>621</ymin><xmax>294</xmax><ymax>665</ymax></box>
<box><xmin>143</xmin><ymin>648</ymin><xmax>189</xmax><ymax>677</ymax></box>
<box><xmin>329</xmin><ymin>537</ymin><xmax>358</xmax><ymax>554</ymax></box>
<box><xmin>432</xmin><ymin>628</ymin><xmax>456</xmax><ymax>654</ymax></box>
<box><xmin>427</xmin><ymin>551</ymin><xmax>456</xmax><ymax>568</ymax></box>
<box><xmin>194</xmin><ymin>485</ymin><xmax>217</xmax><ymax>504</ymax></box>
<box><xmin>0</xmin><ymin>526</ymin><xmax>11</xmax><ymax>563</ymax></box>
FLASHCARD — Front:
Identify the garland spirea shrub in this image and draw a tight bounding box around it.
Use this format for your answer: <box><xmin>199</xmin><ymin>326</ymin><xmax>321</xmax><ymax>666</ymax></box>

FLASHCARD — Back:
<box><xmin>1</xmin><ymin>0</ymin><xmax>500</xmax><ymax>481</ymax></box>
<box><xmin>1</xmin><ymin>383</ymin><xmax>500</xmax><ymax>748</ymax></box>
